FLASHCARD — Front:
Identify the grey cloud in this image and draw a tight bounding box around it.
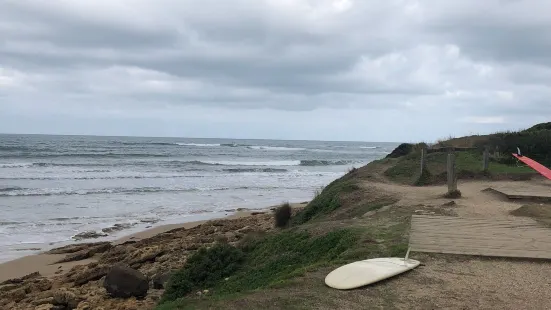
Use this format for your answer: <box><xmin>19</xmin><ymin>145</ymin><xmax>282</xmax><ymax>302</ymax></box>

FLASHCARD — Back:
<box><xmin>0</xmin><ymin>0</ymin><xmax>550</xmax><ymax>140</ymax></box>
<box><xmin>425</xmin><ymin>1</ymin><xmax>551</xmax><ymax>66</ymax></box>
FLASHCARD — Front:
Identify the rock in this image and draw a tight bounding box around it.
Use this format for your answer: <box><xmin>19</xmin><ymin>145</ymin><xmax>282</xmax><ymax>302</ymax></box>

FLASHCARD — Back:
<box><xmin>53</xmin><ymin>288</ymin><xmax>80</xmax><ymax>309</ymax></box>
<box><xmin>47</xmin><ymin>242</ymin><xmax>111</xmax><ymax>255</ymax></box>
<box><xmin>27</xmin><ymin>278</ymin><xmax>53</xmax><ymax>292</ymax></box>
<box><xmin>211</xmin><ymin>220</ymin><xmax>225</xmax><ymax>226</ymax></box>
<box><xmin>151</xmin><ymin>271</ymin><xmax>173</xmax><ymax>289</ymax></box>
<box><xmin>140</xmin><ymin>219</ymin><xmax>160</xmax><ymax>224</ymax></box>
<box><xmin>128</xmin><ymin>247</ymin><xmax>165</xmax><ymax>267</ymax></box>
<box><xmin>72</xmin><ymin>231</ymin><xmax>108</xmax><ymax>241</ymax></box>
<box><xmin>103</xmin><ymin>264</ymin><xmax>149</xmax><ymax>298</ymax></box>
<box><xmin>70</xmin><ymin>264</ymin><xmax>110</xmax><ymax>286</ymax></box>
<box><xmin>7</xmin><ymin>287</ymin><xmax>26</xmax><ymax>302</ymax></box>
<box><xmin>76</xmin><ymin>301</ymin><xmax>91</xmax><ymax>310</ymax></box>
<box><xmin>55</xmin><ymin>243</ymin><xmax>112</xmax><ymax>263</ymax></box>
<box><xmin>32</xmin><ymin>297</ymin><xmax>55</xmax><ymax>306</ymax></box>
<box><xmin>0</xmin><ymin>284</ymin><xmax>18</xmax><ymax>292</ymax></box>
<box><xmin>1</xmin><ymin>271</ymin><xmax>40</xmax><ymax>285</ymax></box>
<box><xmin>102</xmin><ymin>223</ymin><xmax>135</xmax><ymax>234</ymax></box>
<box><xmin>35</xmin><ymin>305</ymin><xmax>56</xmax><ymax>310</ymax></box>
<box><xmin>237</xmin><ymin>226</ymin><xmax>252</xmax><ymax>234</ymax></box>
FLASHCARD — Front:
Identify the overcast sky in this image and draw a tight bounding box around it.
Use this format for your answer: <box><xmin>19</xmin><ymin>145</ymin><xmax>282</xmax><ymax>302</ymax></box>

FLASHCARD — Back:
<box><xmin>1</xmin><ymin>0</ymin><xmax>549</xmax><ymax>142</ymax></box>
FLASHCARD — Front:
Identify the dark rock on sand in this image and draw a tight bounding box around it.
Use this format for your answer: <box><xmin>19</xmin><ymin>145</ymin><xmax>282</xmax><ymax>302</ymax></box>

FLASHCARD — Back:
<box><xmin>102</xmin><ymin>223</ymin><xmax>135</xmax><ymax>234</ymax></box>
<box><xmin>65</xmin><ymin>264</ymin><xmax>110</xmax><ymax>286</ymax></box>
<box><xmin>47</xmin><ymin>242</ymin><xmax>111</xmax><ymax>255</ymax></box>
<box><xmin>1</xmin><ymin>271</ymin><xmax>40</xmax><ymax>285</ymax></box>
<box><xmin>140</xmin><ymin>219</ymin><xmax>160</xmax><ymax>224</ymax></box>
<box><xmin>72</xmin><ymin>231</ymin><xmax>108</xmax><ymax>241</ymax></box>
<box><xmin>55</xmin><ymin>243</ymin><xmax>112</xmax><ymax>264</ymax></box>
<box><xmin>103</xmin><ymin>264</ymin><xmax>149</xmax><ymax>298</ymax></box>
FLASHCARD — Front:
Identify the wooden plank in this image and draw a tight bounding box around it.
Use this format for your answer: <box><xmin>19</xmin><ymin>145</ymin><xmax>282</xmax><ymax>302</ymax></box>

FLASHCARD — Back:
<box><xmin>409</xmin><ymin>215</ymin><xmax>551</xmax><ymax>259</ymax></box>
<box><xmin>487</xmin><ymin>187</ymin><xmax>551</xmax><ymax>201</ymax></box>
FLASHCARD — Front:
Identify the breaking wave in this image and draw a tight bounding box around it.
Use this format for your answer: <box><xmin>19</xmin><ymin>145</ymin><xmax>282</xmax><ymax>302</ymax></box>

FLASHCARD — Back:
<box><xmin>0</xmin><ymin>185</ymin><xmax>293</xmax><ymax>197</ymax></box>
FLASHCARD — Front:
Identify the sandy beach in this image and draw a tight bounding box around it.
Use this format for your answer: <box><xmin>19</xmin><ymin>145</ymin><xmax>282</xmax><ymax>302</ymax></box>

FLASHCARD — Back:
<box><xmin>0</xmin><ymin>206</ymin><xmax>301</xmax><ymax>283</ymax></box>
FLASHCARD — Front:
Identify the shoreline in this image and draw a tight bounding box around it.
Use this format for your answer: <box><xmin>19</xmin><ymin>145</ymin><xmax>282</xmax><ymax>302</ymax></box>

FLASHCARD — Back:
<box><xmin>0</xmin><ymin>203</ymin><xmax>306</xmax><ymax>283</ymax></box>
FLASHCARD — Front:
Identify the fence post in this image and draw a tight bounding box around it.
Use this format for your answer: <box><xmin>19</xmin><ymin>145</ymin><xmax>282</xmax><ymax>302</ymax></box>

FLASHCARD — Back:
<box><xmin>420</xmin><ymin>148</ymin><xmax>426</xmax><ymax>173</ymax></box>
<box><xmin>483</xmin><ymin>147</ymin><xmax>490</xmax><ymax>172</ymax></box>
<box><xmin>447</xmin><ymin>152</ymin><xmax>458</xmax><ymax>193</ymax></box>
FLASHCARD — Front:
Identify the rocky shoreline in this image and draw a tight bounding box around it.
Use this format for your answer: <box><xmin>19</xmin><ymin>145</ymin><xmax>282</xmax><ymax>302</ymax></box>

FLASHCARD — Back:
<box><xmin>0</xmin><ymin>209</ymin><xmax>282</xmax><ymax>310</ymax></box>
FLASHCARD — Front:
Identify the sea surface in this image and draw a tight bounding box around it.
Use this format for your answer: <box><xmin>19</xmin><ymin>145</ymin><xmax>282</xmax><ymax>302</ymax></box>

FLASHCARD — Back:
<box><xmin>0</xmin><ymin>134</ymin><xmax>397</xmax><ymax>262</ymax></box>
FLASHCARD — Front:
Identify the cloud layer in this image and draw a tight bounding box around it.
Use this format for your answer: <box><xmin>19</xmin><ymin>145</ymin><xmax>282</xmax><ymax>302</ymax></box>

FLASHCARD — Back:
<box><xmin>1</xmin><ymin>0</ymin><xmax>550</xmax><ymax>141</ymax></box>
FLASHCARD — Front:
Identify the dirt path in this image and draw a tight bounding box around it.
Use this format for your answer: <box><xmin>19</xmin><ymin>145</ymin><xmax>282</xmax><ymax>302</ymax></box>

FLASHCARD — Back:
<box><xmin>361</xmin><ymin>179</ymin><xmax>551</xmax><ymax>217</ymax></box>
<box><xmin>353</xmin><ymin>178</ymin><xmax>551</xmax><ymax>309</ymax></box>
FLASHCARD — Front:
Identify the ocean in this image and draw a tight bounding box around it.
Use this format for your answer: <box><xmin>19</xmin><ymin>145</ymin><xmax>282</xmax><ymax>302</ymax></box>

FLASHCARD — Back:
<box><xmin>0</xmin><ymin>134</ymin><xmax>397</xmax><ymax>262</ymax></box>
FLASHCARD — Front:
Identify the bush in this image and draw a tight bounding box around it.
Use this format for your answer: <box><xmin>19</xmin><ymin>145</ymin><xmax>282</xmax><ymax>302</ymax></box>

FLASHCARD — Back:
<box><xmin>274</xmin><ymin>203</ymin><xmax>292</xmax><ymax>228</ymax></box>
<box><xmin>479</xmin><ymin>126</ymin><xmax>551</xmax><ymax>167</ymax></box>
<box><xmin>161</xmin><ymin>244</ymin><xmax>245</xmax><ymax>303</ymax></box>
<box><xmin>385</xmin><ymin>143</ymin><xmax>414</xmax><ymax>158</ymax></box>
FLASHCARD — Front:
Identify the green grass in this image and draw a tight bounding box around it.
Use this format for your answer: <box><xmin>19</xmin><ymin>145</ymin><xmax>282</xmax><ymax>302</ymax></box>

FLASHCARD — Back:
<box><xmin>156</xmin><ymin>200</ymin><xmax>414</xmax><ymax>310</ymax></box>
<box><xmin>384</xmin><ymin>150</ymin><xmax>533</xmax><ymax>185</ymax></box>
<box><xmin>337</xmin><ymin>199</ymin><xmax>398</xmax><ymax>219</ymax></box>
<box><xmin>292</xmin><ymin>177</ymin><xmax>360</xmax><ymax>225</ymax></box>
<box><xmin>157</xmin><ymin>228</ymin><xmax>363</xmax><ymax>309</ymax></box>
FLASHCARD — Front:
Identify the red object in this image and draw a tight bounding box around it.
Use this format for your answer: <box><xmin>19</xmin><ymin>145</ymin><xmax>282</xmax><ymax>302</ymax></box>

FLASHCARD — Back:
<box><xmin>512</xmin><ymin>153</ymin><xmax>551</xmax><ymax>181</ymax></box>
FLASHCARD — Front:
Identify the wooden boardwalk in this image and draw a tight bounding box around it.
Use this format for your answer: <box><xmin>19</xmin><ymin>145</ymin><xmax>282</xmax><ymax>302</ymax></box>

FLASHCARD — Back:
<box><xmin>409</xmin><ymin>215</ymin><xmax>551</xmax><ymax>259</ymax></box>
<box><xmin>486</xmin><ymin>186</ymin><xmax>551</xmax><ymax>202</ymax></box>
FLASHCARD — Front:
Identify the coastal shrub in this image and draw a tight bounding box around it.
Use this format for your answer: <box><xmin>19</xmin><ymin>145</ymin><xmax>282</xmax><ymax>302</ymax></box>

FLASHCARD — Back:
<box><xmin>157</xmin><ymin>229</ymin><xmax>361</xmax><ymax>309</ymax></box>
<box><xmin>385</xmin><ymin>143</ymin><xmax>414</xmax><ymax>158</ymax></box>
<box><xmin>218</xmin><ymin>229</ymin><xmax>359</xmax><ymax>293</ymax></box>
<box><xmin>274</xmin><ymin>202</ymin><xmax>292</xmax><ymax>228</ymax></box>
<box><xmin>292</xmin><ymin>178</ymin><xmax>360</xmax><ymax>225</ymax></box>
<box><xmin>481</xmin><ymin>128</ymin><xmax>551</xmax><ymax>167</ymax></box>
<box><xmin>161</xmin><ymin>243</ymin><xmax>245</xmax><ymax>303</ymax></box>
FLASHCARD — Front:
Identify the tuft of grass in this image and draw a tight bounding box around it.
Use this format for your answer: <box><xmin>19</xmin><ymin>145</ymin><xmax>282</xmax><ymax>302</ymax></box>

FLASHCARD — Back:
<box><xmin>292</xmin><ymin>178</ymin><xmax>360</xmax><ymax>225</ymax></box>
<box><xmin>160</xmin><ymin>243</ymin><xmax>245</xmax><ymax>304</ymax></box>
<box><xmin>274</xmin><ymin>202</ymin><xmax>292</xmax><ymax>228</ymax></box>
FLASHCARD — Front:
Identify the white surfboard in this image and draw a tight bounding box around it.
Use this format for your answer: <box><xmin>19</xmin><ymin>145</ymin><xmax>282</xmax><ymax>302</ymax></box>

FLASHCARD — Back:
<box><xmin>325</xmin><ymin>257</ymin><xmax>420</xmax><ymax>290</ymax></box>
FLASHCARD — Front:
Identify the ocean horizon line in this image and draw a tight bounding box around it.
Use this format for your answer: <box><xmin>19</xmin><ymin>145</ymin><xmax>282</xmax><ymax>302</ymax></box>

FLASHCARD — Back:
<box><xmin>0</xmin><ymin>132</ymin><xmax>402</xmax><ymax>144</ymax></box>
